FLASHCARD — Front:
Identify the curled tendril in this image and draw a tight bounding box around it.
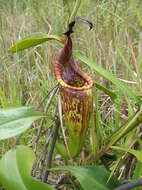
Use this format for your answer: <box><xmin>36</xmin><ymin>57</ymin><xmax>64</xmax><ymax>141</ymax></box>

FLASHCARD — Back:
<box><xmin>63</xmin><ymin>17</ymin><xmax>93</xmax><ymax>36</ymax></box>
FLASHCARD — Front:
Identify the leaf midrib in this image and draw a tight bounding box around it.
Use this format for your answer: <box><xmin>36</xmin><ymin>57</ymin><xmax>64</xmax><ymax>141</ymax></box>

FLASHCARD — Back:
<box><xmin>0</xmin><ymin>115</ymin><xmax>44</xmax><ymax>127</ymax></box>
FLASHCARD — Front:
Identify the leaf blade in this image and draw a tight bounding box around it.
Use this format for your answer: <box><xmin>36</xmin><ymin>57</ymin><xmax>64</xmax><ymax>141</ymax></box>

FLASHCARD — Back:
<box><xmin>111</xmin><ymin>146</ymin><xmax>142</xmax><ymax>163</ymax></box>
<box><xmin>0</xmin><ymin>145</ymin><xmax>54</xmax><ymax>190</ymax></box>
<box><xmin>95</xmin><ymin>82</ymin><xmax>117</xmax><ymax>100</ymax></box>
<box><xmin>51</xmin><ymin>166</ymin><xmax>121</xmax><ymax>190</ymax></box>
<box><xmin>10</xmin><ymin>33</ymin><xmax>64</xmax><ymax>52</ymax></box>
<box><xmin>0</xmin><ymin>107</ymin><xmax>45</xmax><ymax>140</ymax></box>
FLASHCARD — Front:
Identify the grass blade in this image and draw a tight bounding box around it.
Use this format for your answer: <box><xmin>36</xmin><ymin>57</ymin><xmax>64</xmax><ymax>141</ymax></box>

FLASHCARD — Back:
<box><xmin>131</xmin><ymin>0</ymin><xmax>142</xmax><ymax>26</ymax></box>
<box><xmin>74</xmin><ymin>52</ymin><xmax>141</xmax><ymax>104</ymax></box>
<box><xmin>95</xmin><ymin>82</ymin><xmax>117</xmax><ymax>100</ymax></box>
<box><xmin>69</xmin><ymin>0</ymin><xmax>81</xmax><ymax>21</ymax></box>
<box><xmin>111</xmin><ymin>146</ymin><xmax>142</xmax><ymax>163</ymax></box>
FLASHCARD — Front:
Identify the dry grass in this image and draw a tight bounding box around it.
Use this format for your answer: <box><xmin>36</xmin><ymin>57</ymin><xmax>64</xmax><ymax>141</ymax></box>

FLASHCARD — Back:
<box><xmin>0</xmin><ymin>0</ymin><xmax>142</xmax><ymax>185</ymax></box>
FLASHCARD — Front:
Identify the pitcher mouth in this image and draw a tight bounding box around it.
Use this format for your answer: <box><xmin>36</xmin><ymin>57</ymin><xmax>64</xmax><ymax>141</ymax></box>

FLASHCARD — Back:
<box><xmin>54</xmin><ymin>60</ymin><xmax>94</xmax><ymax>91</ymax></box>
<box><xmin>53</xmin><ymin>33</ymin><xmax>93</xmax><ymax>91</ymax></box>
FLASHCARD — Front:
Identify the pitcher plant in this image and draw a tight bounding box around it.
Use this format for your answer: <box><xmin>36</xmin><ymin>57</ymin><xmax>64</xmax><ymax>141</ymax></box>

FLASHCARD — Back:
<box><xmin>54</xmin><ymin>18</ymin><xmax>94</xmax><ymax>158</ymax></box>
<box><xmin>9</xmin><ymin>17</ymin><xmax>94</xmax><ymax>159</ymax></box>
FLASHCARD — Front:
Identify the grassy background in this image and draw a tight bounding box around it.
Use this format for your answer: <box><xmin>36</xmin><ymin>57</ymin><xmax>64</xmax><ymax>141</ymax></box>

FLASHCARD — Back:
<box><xmin>0</xmin><ymin>0</ymin><xmax>142</xmax><ymax>184</ymax></box>
<box><xmin>0</xmin><ymin>0</ymin><xmax>142</xmax><ymax>107</ymax></box>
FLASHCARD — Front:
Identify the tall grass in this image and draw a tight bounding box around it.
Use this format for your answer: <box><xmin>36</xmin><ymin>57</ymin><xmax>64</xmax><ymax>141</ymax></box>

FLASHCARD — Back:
<box><xmin>1</xmin><ymin>0</ymin><xmax>142</xmax><ymax>182</ymax></box>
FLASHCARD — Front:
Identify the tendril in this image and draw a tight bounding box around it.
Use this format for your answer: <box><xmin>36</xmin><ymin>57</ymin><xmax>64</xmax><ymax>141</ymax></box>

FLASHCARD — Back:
<box><xmin>63</xmin><ymin>17</ymin><xmax>93</xmax><ymax>36</ymax></box>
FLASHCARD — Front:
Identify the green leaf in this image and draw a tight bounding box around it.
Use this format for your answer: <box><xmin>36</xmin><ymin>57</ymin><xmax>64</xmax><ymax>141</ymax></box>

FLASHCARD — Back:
<box><xmin>118</xmin><ymin>50</ymin><xmax>138</xmax><ymax>82</ymax></box>
<box><xmin>95</xmin><ymin>82</ymin><xmax>117</xmax><ymax>100</ymax></box>
<box><xmin>132</xmin><ymin>160</ymin><xmax>142</xmax><ymax>180</ymax></box>
<box><xmin>131</xmin><ymin>0</ymin><xmax>142</xmax><ymax>26</ymax></box>
<box><xmin>111</xmin><ymin>146</ymin><xmax>142</xmax><ymax>163</ymax></box>
<box><xmin>69</xmin><ymin>0</ymin><xmax>81</xmax><ymax>21</ymax></box>
<box><xmin>51</xmin><ymin>166</ymin><xmax>121</xmax><ymax>190</ymax></box>
<box><xmin>10</xmin><ymin>32</ymin><xmax>64</xmax><ymax>52</ymax></box>
<box><xmin>0</xmin><ymin>107</ymin><xmax>45</xmax><ymax>140</ymax></box>
<box><xmin>74</xmin><ymin>52</ymin><xmax>142</xmax><ymax>104</ymax></box>
<box><xmin>0</xmin><ymin>145</ymin><xmax>54</xmax><ymax>190</ymax></box>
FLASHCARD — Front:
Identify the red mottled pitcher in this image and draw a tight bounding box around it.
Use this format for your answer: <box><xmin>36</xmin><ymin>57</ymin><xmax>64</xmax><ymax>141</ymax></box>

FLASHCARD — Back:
<box><xmin>54</xmin><ymin>36</ymin><xmax>94</xmax><ymax>158</ymax></box>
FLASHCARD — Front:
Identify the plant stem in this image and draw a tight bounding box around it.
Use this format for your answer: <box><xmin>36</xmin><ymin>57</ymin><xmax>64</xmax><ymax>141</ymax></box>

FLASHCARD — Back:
<box><xmin>14</xmin><ymin>133</ymin><xmax>23</xmax><ymax>147</ymax></box>
<box><xmin>91</xmin><ymin>106</ymin><xmax>142</xmax><ymax>162</ymax></box>
<box><xmin>42</xmin><ymin>120</ymin><xmax>60</xmax><ymax>183</ymax></box>
<box><xmin>34</xmin><ymin>85</ymin><xmax>58</xmax><ymax>153</ymax></box>
<box><xmin>37</xmin><ymin>84</ymin><xmax>58</xmax><ymax>109</ymax></box>
<box><xmin>14</xmin><ymin>84</ymin><xmax>58</xmax><ymax>148</ymax></box>
<box><xmin>31</xmin><ymin>100</ymin><xmax>58</xmax><ymax>177</ymax></box>
<box><xmin>36</xmin><ymin>127</ymin><xmax>53</xmax><ymax>179</ymax></box>
<box><xmin>115</xmin><ymin>178</ymin><xmax>142</xmax><ymax>190</ymax></box>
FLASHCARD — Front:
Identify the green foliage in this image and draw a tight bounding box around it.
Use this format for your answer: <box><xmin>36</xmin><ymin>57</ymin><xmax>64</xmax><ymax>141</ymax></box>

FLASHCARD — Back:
<box><xmin>131</xmin><ymin>0</ymin><xmax>142</xmax><ymax>26</ymax></box>
<box><xmin>0</xmin><ymin>107</ymin><xmax>45</xmax><ymax>140</ymax></box>
<box><xmin>133</xmin><ymin>160</ymin><xmax>142</xmax><ymax>180</ymax></box>
<box><xmin>10</xmin><ymin>32</ymin><xmax>64</xmax><ymax>52</ymax></box>
<box><xmin>0</xmin><ymin>145</ymin><xmax>54</xmax><ymax>190</ymax></box>
<box><xmin>1</xmin><ymin>0</ymin><xmax>142</xmax><ymax>188</ymax></box>
<box><xmin>51</xmin><ymin>165</ymin><xmax>121</xmax><ymax>190</ymax></box>
<box><xmin>111</xmin><ymin>146</ymin><xmax>142</xmax><ymax>163</ymax></box>
<box><xmin>94</xmin><ymin>82</ymin><xmax>117</xmax><ymax>100</ymax></box>
<box><xmin>74</xmin><ymin>52</ymin><xmax>142</xmax><ymax>104</ymax></box>
<box><xmin>69</xmin><ymin>0</ymin><xmax>82</xmax><ymax>21</ymax></box>
<box><xmin>0</xmin><ymin>145</ymin><xmax>122</xmax><ymax>190</ymax></box>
